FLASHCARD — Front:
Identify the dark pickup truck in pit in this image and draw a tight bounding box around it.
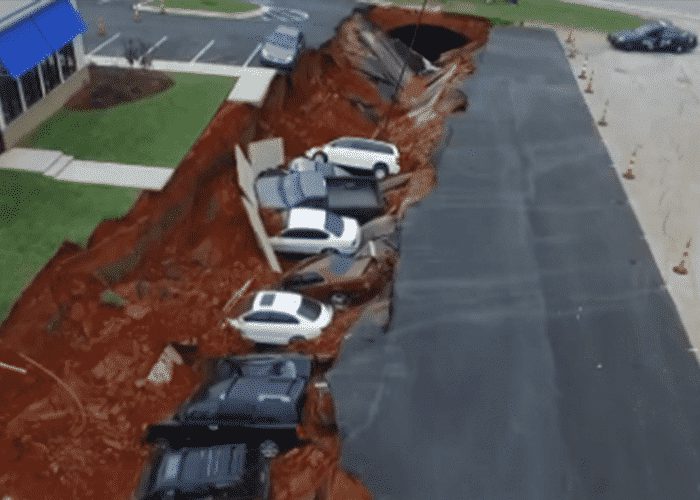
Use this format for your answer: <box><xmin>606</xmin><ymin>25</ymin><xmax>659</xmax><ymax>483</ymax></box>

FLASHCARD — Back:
<box><xmin>145</xmin><ymin>354</ymin><xmax>312</xmax><ymax>449</ymax></box>
<box><xmin>255</xmin><ymin>169</ymin><xmax>385</xmax><ymax>223</ymax></box>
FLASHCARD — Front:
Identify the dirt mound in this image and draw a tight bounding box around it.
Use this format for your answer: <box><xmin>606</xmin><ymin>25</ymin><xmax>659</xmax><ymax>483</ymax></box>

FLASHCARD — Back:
<box><xmin>0</xmin><ymin>6</ymin><xmax>489</xmax><ymax>500</ymax></box>
<box><xmin>66</xmin><ymin>65</ymin><xmax>174</xmax><ymax>110</ymax></box>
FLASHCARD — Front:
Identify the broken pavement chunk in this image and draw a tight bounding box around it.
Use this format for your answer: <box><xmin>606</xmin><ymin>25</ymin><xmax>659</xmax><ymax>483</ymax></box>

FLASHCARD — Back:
<box><xmin>146</xmin><ymin>345</ymin><xmax>184</xmax><ymax>385</ymax></box>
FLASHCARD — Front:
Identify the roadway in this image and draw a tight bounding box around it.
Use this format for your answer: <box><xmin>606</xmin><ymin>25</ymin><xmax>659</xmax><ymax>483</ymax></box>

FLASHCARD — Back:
<box><xmin>329</xmin><ymin>26</ymin><xmax>700</xmax><ymax>500</ymax></box>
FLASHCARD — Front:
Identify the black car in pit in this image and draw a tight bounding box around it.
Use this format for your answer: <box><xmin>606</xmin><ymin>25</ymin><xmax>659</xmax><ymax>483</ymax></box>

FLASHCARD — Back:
<box><xmin>608</xmin><ymin>20</ymin><xmax>697</xmax><ymax>53</ymax></box>
<box><xmin>136</xmin><ymin>442</ymin><xmax>272</xmax><ymax>500</ymax></box>
<box><xmin>145</xmin><ymin>354</ymin><xmax>312</xmax><ymax>449</ymax></box>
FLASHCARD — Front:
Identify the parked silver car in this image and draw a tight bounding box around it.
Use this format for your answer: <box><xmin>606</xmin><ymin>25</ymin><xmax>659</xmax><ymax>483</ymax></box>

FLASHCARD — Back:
<box><xmin>269</xmin><ymin>207</ymin><xmax>361</xmax><ymax>256</ymax></box>
<box><xmin>260</xmin><ymin>25</ymin><xmax>305</xmax><ymax>70</ymax></box>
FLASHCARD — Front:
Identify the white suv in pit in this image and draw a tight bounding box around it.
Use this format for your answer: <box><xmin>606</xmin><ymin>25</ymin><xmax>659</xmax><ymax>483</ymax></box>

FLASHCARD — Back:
<box><xmin>305</xmin><ymin>137</ymin><xmax>401</xmax><ymax>179</ymax></box>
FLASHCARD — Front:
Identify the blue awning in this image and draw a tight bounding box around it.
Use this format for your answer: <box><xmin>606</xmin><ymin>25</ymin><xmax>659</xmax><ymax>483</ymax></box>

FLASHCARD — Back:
<box><xmin>0</xmin><ymin>0</ymin><xmax>87</xmax><ymax>78</ymax></box>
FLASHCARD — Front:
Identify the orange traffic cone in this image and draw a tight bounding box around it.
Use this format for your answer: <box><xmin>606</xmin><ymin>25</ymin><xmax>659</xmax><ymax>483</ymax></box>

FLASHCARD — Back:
<box><xmin>622</xmin><ymin>150</ymin><xmax>636</xmax><ymax>179</ymax></box>
<box><xmin>566</xmin><ymin>30</ymin><xmax>574</xmax><ymax>44</ymax></box>
<box><xmin>597</xmin><ymin>100</ymin><xmax>609</xmax><ymax>126</ymax></box>
<box><xmin>97</xmin><ymin>17</ymin><xmax>106</xmax><ymax>37</ymax></box>
<box><xmin>578</xmin><ymin>56</ymin><xmax>588</xmax><ymax>79</ymax></box>
<box><xmin>584</xmin><ymin>71</ymin><xmax>594</xmax><ymax>94</ymax></box>
<box><xmin>673</xmin><ymin>259</ymin><xmax>689</xmax><ymax>275</ymax></box>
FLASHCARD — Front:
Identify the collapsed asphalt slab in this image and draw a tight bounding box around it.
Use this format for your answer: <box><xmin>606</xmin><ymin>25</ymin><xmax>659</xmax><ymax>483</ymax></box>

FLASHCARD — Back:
<box><xmin>328</xmin><ymin>27</ymin><xmax>700</xmax><ymax>500</ymax></box>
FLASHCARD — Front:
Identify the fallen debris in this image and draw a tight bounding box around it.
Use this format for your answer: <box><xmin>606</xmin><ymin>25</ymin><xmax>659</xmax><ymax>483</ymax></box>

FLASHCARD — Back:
<box><xmin>0</xmin><ymin>360</ymin><xmax>27</xmax><ymax>375</ymax></box>
<box><xmin>146</xmin><ymin>344</ymin><xmax>184</xmax><ymax>385</ymax></box>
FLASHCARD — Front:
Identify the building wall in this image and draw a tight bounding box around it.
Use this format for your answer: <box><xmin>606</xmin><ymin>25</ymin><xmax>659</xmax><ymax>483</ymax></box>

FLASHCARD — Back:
<box><xmin>2</xmin><ymin>64</ymin><xmax>88</xmax><ymax>148</ymax></box>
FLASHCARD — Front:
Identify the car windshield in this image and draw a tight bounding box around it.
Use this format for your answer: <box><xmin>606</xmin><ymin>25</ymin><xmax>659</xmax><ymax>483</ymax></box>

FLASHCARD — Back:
<box><xmin>267</xmin><ymin>32</ymin><xmax>296</xmax><ymax>48</ymax></box>
<box><xmin>324</xmin><ymin>212</ymin><xmax>344</xmax><ymax>237</ymax></box>
<box><xmin>297</xmin><ymin>297</ymin><xmax>322</xmax><ymax>321</ymax></box>
<box><xmin>281</xmin><ymin>174</ymin><xmax>304</xmax><ymax>207</ymax></box>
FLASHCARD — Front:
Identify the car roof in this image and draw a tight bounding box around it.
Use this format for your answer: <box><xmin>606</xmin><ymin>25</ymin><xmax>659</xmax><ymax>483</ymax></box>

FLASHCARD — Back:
<box><xmin>274</xmin><ymin>25</ymin><xmax>300</xmax><ymax>36</ymax></box>
<box><xmin>287</xmin><ymin>207</ymin><xmax>327</xmax><ymax>231</ymax></box>
<box><xmin>252</xmin><ymin>290</ymin><xmax>303</xmax><ymax>315</ymax></box>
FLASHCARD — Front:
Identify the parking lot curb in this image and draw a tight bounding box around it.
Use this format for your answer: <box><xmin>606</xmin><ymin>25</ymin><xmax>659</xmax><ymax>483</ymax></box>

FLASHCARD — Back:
<box><xmin>135</xmin><ymin>1</ymin><xmax>269</xmax><ymax>20</ymax></box>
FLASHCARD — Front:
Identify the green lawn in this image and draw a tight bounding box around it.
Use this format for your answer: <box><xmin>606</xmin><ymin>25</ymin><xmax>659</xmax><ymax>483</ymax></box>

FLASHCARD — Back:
<box><xmin>0</xmin><ymin>170</ymin><xmax>139</xmax><ymax>321</ymax></box>
<box><xmin>164</xmin><ymin>0</ymin><xmax>258</xmax><ymax>13</ymax></box>
<box><xmin>396</xmin><ymin>0</ymin><xmax>644</xmax><ymax>31</ymax></box>
<box><xmin>25</xmin><ymin>73</ymin><xmax>236</xmax><ymax>168</ymax></box>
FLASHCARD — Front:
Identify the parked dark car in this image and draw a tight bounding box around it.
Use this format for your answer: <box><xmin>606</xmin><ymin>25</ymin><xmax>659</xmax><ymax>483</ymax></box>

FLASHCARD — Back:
<box><xmin>255</xmin><ymin>170</ymin><xmax>385</xmax><ymax>223</ymax></box>
<box><xmin>136</xmin><ymin>443</ymin><xmax>271</xmax><ymax>500</ymax></box>
<box><xmin>280</xmin><ymin>234</ymin><xmax>398</xmax><ymax>308</ymax></box>
<box><xmin>259</xmin><ymin>25</ymin><xmax>305</xmax><ymax>70</ymax></box>
<box><xmin>146</xmin><ymin>355</ymin><xmax>312</xmax><ymax>448</ymax></box>
<box><xmin>608</xmin><ymin>20</ymin><xmax>697</xmax><ymax>53</ymax></box>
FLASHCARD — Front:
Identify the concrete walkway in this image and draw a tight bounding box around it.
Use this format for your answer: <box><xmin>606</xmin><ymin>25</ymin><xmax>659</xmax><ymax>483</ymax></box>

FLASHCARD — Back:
<box><xmin>86</xmin><ymin>55</ymin><xmax>277</xmax><ymax>106</ymax></box>
<box><xmin>0</xmin><ymin>148</ymin><xmax>173</xmax><ymax>190</ymax></box>
<box><xmin>135</xmin><ymin>0</ymin><xmax>267</xmax><ymax>20</ymax></box>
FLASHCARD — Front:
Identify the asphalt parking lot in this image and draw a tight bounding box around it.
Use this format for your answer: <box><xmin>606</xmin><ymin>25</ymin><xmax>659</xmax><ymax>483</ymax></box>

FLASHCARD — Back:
<box><xmin>76</xmin><ymin>0</ymin><xmax>356</xmax><ymax>65</ymax></box>
<box><xmin>329</xmin><ymin>27</ymin><xmax>700</xmax><ymax>500</ymax></box>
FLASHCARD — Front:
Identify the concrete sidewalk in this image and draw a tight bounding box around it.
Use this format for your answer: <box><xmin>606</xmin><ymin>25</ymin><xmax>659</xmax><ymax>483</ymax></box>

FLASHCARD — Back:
<box><xmin>86</xmin><ymin>55</ymin><xmax>277</xmax><ymax>106</ymax></box>
<box><xmin>0</xmin><ymin>148</ymin><xmax>173</xmax><ymax>190</ymax></box>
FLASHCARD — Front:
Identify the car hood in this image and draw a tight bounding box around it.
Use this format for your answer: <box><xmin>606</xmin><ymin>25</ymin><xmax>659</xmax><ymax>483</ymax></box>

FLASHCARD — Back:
<box><xmin>262</xmin><ymin>43</ymin><xmax>294</xmax><ymax>61</ymax></box>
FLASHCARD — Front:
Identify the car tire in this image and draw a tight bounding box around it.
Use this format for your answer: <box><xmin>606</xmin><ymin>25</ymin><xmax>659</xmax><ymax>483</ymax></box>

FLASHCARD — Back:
<box><xmin>313</xmin><ymin>152</ymin><xmax>328</xmax><ymax>163</ymax></box>
<box><xmin>321</xmin><ymin>248</ymin><xmax>339</xmax><ymax>255</ymax></box>
<box><xmin>624</xmin><ymin>43</ymin><xmax>633</xmax><ymax>51</ymax></box>
<box><xmin>289</xmin><ymin>335</ymin><xmax>306</xmax><ymax>345</ymax></box>
<box><xmin>373</xmin><ymin>163</ymin><xmax>389</xmax><ymax>180</ymax></box>
<box><xmin>259</xmin><ymin>440</ymin><xmax>280</xmax><ymax>459</ymax></box>
<box><xmin>675</xmin><ymin>44</ymin><xmax>685</xmax><ymax>53</ymax></box>
<box><xmin>331</xmin><ymin>292</ymin><xmax>350</xmax><ymax>309</ymax></box>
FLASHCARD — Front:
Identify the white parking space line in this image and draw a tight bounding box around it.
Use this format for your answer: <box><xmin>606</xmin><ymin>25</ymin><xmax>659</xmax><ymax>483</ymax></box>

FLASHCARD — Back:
<box><xmin>88</xmin><ymin>32</ymin><xmax>121</xmax><ymax>56</ymax></box>
<box><xmin>190</xmin><ymin>40</ymin><xmax>215</xmax><ymax>64</ymax></box>
<box><xmin>243</xmin><ymin>43</ymin><xmax>262</xmax><ymax>67</ymax></box>
<box><xmin>143</xmin><ymin>36</ymin><xmax>168</xmax><ymax>58</ymax></box>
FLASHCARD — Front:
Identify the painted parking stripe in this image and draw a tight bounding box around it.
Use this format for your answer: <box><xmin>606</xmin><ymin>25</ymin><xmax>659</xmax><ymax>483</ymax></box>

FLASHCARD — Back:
<box><xmin>88</xmin><ymin>32</ymin><xmax>121</xmax><ymax>55</ymax></box>
<box><xmin>190</xmin><ymin>40</ymin><xmax>215</xmax><ymax>63</ymax></box>
<box><xmin>142</xmin><ymin>36</ymin><xmax>168</xmax><ymax>58</ymax></box>
<box><xmin>243</xmin><ymin>43</ymin><xmax>262</xmax><ymax>67</ymax></box>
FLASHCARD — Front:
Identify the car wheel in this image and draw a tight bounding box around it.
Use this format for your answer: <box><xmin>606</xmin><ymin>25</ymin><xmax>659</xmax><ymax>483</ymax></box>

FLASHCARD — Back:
<box><xmin>313</xmin><ymin>152</ymin><xmax>328</xmax><ymax>163</ymax></box>
<box><xmin>321</xmin><ymin>248</ymin><xmax>339</xmax><ymax>255</ymax></box>
<box><xmin>331</xmin><ymin>292</ymin><xmax>350</xmax><ymax>309</ymax></box>
<box><xmin>259</xmin><ymin>439</ymin><xmax>280</xmax><ymax>459</ymax></box>
<box><xmin>624</xmin><ymin>43</ymin><xmax>633</xmax><ymax>51</ymax></box>
<box><xmin>373</xmin><ymin>163</ymin><xmax>389</xmax><ymax>180</ymax></box>
<box><xmin>675</xmin><ymin>44</ymin><xmax>685</xmax><ymax>53</ymax></box>
<box><xmin>289</xmin><ymin>335</ymin><xmax>306</xmax><ymax>345</ymax></box>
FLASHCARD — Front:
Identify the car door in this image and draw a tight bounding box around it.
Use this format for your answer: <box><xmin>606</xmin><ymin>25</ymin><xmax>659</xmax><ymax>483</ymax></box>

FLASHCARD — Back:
<box><xmin>643</xmin><ymin>27</ymin><xmax>663</xmax><ymax>50</ymax></box>
<box><xmin>327</xmin><ymin>139</ymin><xmax>354</xmax><ymax>167</ymax></box>
<box><xmin>272</xmin><ymin>228</ymin><xmax>305</xmax><ymax>253</ymax></box>
<box><xmin>266</xmin><ymin>312</ymin><xmax>302</xmax><ymax>342</ymax></box>
<box><xmin>241</xmin><ymin>311</ymin><xmax>271</xmax><ymax>336</ymax></box>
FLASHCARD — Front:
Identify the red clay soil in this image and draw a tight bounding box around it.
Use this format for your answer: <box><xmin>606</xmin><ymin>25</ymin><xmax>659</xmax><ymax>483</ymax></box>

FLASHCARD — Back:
<box><xmin>66</xmin><ymin>65</ymin><xmax>174</xmax><ymax>110</ymax></box>
<box><xmin>0</xmin><ymin>7</ymin><xmax>489</xmax><ymax>500</ymax></box>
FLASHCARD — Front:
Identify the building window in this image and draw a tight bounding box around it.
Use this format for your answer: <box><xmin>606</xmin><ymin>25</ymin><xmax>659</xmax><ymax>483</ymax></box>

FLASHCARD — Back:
<box><xmin>40</xmin><ymin>54</ymin><xmax>61</xmax><ymax>94</ymax></box>
<box><xmin>20</xmin><ymin>67</ymin><xmax>43</xmax><ymax>108</ymax></box>
<box><xmin>58</xmin><ymin>42</ymin><xmax>77</xmax><ymax>80</ymax></box>
<box><xmin>0</xmin><ymin>70</ymin><xmax>23</xmax><ymax>125</ymax></box>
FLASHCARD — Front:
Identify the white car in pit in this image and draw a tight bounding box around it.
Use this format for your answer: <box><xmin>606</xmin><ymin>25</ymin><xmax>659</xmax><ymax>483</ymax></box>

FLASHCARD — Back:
<box><xmin>305</xmin><ymin>137</ymin><xmax>401</xmax><ymax>179</ymax></box>
<box><xmin>227</xmin><ymin>291</ymin><xmax>333</xmax><ymax>345</ymax></box>
<box><xmin>269</xmin><ymin>207</ymin><xmax>361</xmax><ymax>256</ymax></box>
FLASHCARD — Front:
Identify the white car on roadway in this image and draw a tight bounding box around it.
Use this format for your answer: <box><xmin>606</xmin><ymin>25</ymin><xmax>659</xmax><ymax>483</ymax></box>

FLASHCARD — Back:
<box><xmin>228</xmin><ymin>291</ymin><xmax>333</xmax><ymax>345</ymax></box>
<box><xmin>269</xmin><ymin>207</ymin><xmax>361</xmax><ymax>256</ymax></box>
<box><xmin>305</xmin><ymin>137</ymin><xmax>401</xmax><ymax>179</ymax></box>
